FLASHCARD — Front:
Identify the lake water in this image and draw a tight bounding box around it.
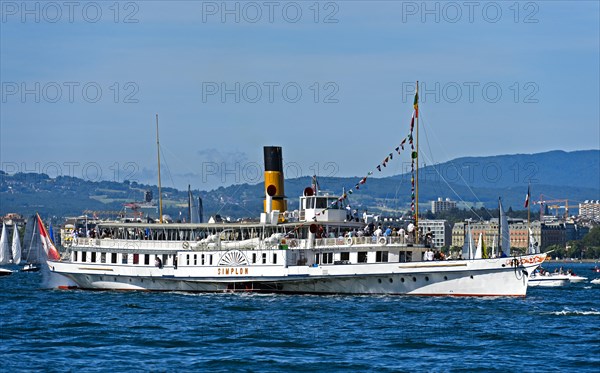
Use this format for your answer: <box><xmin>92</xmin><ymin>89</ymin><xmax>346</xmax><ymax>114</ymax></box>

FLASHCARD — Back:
<box><xmin>1</xmin><ymin>262</ymin><xmax>599</xmax><ymax>372</ymax></box>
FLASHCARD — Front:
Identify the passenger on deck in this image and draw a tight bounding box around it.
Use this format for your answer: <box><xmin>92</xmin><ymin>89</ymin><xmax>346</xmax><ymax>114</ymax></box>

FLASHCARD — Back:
<box><xmin>427</xmin><ymin>249</ymin><xmax>434</xmax><ymax>261</ymax></box>
<box><xmin>374</xmin><ymin>226</ymin><xmax>383</xmax><ymax>237</ymax></box>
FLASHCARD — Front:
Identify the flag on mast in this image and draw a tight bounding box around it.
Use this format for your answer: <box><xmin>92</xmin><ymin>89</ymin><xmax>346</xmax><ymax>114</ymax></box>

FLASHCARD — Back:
<box><xmin>413</xmin><ymin>89</ymin><xmax>419</xmax><ymax>118</ymax></box>
<box><xmin>524</xmin><ymin>184</ymin><xmax>530</xmax><ymax>208</ymax></box>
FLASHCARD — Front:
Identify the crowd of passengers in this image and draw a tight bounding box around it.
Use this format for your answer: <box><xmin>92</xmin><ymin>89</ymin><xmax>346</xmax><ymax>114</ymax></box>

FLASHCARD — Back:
<box><xmin>312</xmin><ymin>222</ymin><xmax>435</xmax><ymax>247</ymax></box>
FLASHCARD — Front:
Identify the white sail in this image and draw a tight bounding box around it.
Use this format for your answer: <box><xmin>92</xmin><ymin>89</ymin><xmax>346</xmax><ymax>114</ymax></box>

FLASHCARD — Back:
<box><xmin>11</xmin><ymin>225</ymin><xmax>21</xmax><ymax>265</ymax></box>
<box><xmin>474</xmin><ymin>232</ymin><xmax>483</xmax><ymax>259</ymax></box>
<box><xmin>0</xmin><ymin>223</ymin><xmax>10</xmax><ymax>264</ymax></box>
<box><xmin>24</xmin><ymin>218</ymin><xmax>43</xmax><ymax>264</ymax></box>
<box><xmin>189</xmin><ymin>188</ymin><xmax>201</xmax><ymax>224</ymax></box>
<box><xmin>499</xmin><ymin>198</ymin><xmax>511</xmax><ymax>257</ymax></box>
<box><xmin>462</xmin><ymin>223</ymin><xmax>474</xmax><ymax>260</ymax></box>
<box><xmin>528</xmin><ymin>227</ymin><xmax>539</xmax><ymax>254</ymax></box>
<box><xmin>491</xmin><ymin>235</ymin><xmax>497</xmax><ymax>257</ymax></box>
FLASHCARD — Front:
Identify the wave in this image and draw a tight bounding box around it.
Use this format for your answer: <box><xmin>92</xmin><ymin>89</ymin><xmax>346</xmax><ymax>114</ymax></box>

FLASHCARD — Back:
<box><xmin>548</xmin><ymin>309</ymin><xmax>600</xmax><ymax>316</ymax></box>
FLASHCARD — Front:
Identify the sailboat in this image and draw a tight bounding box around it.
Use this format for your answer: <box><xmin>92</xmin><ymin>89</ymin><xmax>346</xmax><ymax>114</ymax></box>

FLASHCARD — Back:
<box><xmin>11</xmin><ymin>224</ymin><xmax>22</xmax><ymax>265</ymax></box>
<box><xmin>474</xmin><ymin>232</ymin><xmax>485</xmax><ymax>259</ymax></box>
<box><xmin>0</xmin><ymin>223</ymin><xmax>14</xmax><ymax>276</ymax></box>
<box><xmin>462</xmin><ymin>223</ymin><xmax>475</xmax><ymax>260</ymax></box>
<box><xmin>22</xmin><ymin>215</ymin><xmax>43</xmax><ymax>272</ymax></box>
<box><xmin>527</xmin><ymin>228</ymin><xmax>540</xmax><ymax>255</ymax></box>
<box><xmin>498</xmin><ymin>198</ymin><xmax>510</xmax><ymax>257</ymax></box>
<box><xmin>188</xmin><ymin>185</ymin><xmax>202</xmax><ymax>224</ymax></box>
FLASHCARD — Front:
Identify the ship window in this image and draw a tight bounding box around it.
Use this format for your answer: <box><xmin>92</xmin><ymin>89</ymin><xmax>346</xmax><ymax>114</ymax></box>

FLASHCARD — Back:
<box><xmin>209</xmin><ymin>255</ymin><xmax>213</xmax><ymax>265</ymax></box>
<box><xmin>376</xmin><ymin>251</ymin><xmax>388</xmax><ymax>263</ymax></box>
<box><xmin>122</xmin><ymin>254</ymin><xmax>128</xmax><ymax>264</ymax></box>
<box><xmin>144</xmin><ymin>254</ymin><xmax>150</xmax><ymax>265</ymax></box>
<box><xmin>358</xmin><ymin>252</ymin><xmax>368</xmax><ymax>263</ymax></box>
<box><xmin>111</xmin><ymin>253</ymin><xmax>117</xmax><ymax>264</ymax></box>
<box><xmin>194</xmin><ymin>254</ymin><xmax>198</xmax><ymax>265</ymax></box>
<box><xmin>252</xmin><ymin>253</ymin><xmax>256</xmax><ymax>264</ymax></box>
<box><xmin>316</xmin><ymin>198</ymin><xmax>327</xmax><ymax>209</ymax></box>
<box><xmin>322</xmin><ymin>252</ymin><xmax>333</xmax><ymax>264</ymax></box>
<box><xmin>82</xmin><ymin>251</ymin><xmax>87</xmax><ymax>262</ymax></box>
<box><xmin>100</xmin><ymin>253</ymin><xmax>106</xmax><ymax>263</ymax></box>
<box><xmin>186</xmin><ymin>255</ymin><xmax>190</xmax><ymax>266</ymax></box>
<box><xmin>74</xmin><ymin>251</ymin><xmax>78</xmax><ymax>262</ymax></box>
<box><xmin>163</xmin><ymin>254</ymin><xmax>168</xmax><ymax>266</ymax></box>
<box><xmin>405</xmin><ymin>251</ymin><xmax>413</xmax><ymax>262</ymax></box>
<box><xmin>315</xmin><ymin>254</ymin><xmax>320</xmax><ymax>264</ymax></box>
<box><xmin>201</xmin><ymin>254</ymin><xmax>205</xmax><ymax>265</ymax></box>
<box><xmin>133</xmin><ymin>254</ymin><xmax>139</xmax><ymax>265</ymax></box>
<box><xmin>262</xmin><ymin>253</ymin><xmax>267</xmax><ymax>264</ymax></box>
<box><xmin>340</xmin><ymin>252</ymin><xmax>350</xmax><ymax>261</ymax></box>
<box><xmin>91</xmin><ymin>252</ymin><xmax>97</xmax><ymax>263</ymax></box>
<box><xmin>272</xmin><ymin>253</ymin><xmax>277</xmax><ymax>263</ymax></box>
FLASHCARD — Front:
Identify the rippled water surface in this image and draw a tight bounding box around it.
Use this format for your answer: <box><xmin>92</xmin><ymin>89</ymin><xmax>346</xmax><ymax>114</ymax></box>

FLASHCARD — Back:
<box><xmin>2</xmin><ymin>263</ymin><xmax>599</xmax><ymax>372</ymax></box>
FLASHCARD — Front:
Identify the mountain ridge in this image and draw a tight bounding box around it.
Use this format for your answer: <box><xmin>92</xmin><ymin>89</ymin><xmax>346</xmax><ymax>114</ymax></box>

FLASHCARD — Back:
<box><xmin>1</xmin><ymin>150</ymin><xmax>598</xmax><ymax>219</ymax></box>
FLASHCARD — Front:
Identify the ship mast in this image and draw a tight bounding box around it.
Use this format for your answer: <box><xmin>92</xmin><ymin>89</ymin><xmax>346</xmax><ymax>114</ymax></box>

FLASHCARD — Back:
<box><xmin>415</xmin><ymin>81</ymin><xmax>419</xmax><ymax>243</ymax></box>
<box><xmin>156</xmin><ymin>114</ymin><xmax>163</xmax><ymax>224</ymax></box>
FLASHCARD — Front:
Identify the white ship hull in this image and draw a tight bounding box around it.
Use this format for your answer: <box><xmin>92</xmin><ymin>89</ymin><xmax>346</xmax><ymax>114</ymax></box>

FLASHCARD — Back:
<box><xmin>47</xmin><ymin>252</ymin><xmax>546</xmax><ymax>297</ymax></box>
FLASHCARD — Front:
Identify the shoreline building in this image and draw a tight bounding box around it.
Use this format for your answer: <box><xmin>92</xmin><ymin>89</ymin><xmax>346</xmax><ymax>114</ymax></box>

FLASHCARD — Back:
<box><xmin>431</xmin><ymin>197</ymin><xmax>457</xmax><ymax>214</ymax></box>
<box><xmin>418</xmin><ymin>219</ymin><xmax>452</xmax><ymax>249</ymax></box>
<box><xmin>452</xmin><ymin>218</ymin><xmax>590</xmax><ymax>251</ymax></box>
<box><xmin>579</xmin><ymin>200</ymin><xmax>600</xmax><ymax>222</ymax></box>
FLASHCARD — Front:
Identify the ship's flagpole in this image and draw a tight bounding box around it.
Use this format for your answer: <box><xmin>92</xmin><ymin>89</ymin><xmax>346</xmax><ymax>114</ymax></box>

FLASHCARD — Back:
<box><xmin>415</xmin><ymin>81</ymin><xmax>419</xmax><ymax>243</ymax></box>
<box><xmin>156</xmin><ymin>114</ymin><xmax>163</xmax><ymax>224</ymax></box>
<box><xmin>526</xmin><ymin>183</ymin><xmax>531</xmax><ymax>226</ymax></box>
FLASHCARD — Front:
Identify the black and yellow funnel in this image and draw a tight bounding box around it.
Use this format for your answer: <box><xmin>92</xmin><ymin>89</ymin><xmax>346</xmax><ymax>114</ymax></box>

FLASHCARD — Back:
<box><xmin>263</xmin><ymin>146</ymin><xmax>287</xmax><ymax>217</ymax></box>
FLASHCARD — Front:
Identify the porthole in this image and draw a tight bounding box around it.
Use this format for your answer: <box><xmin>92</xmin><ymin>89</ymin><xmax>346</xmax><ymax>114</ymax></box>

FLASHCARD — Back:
<box><xmin>502</xmin><ymin>264</ymin><xmax>506</xmax><ymax>267</ymax></box>
<box><xmin>444</xmin><ymin>276</ymin><xmax>448</xmax><ymax>281</ymax></box>
<box><xmin>378</xmin><ymin>279</ymin><xmax>382</xmax><ymax>283</ymax></box>
<box><xmin>389</xmin><ymin>278</ymin><xmax>393</xmax><ymax>283</ymax></box>
<box><xmin>425</xmin><ymin>276</ymin><xmax>429</xmax><ymax>281</ymax></box>
<box><xmin>470</xmin><ymin>275</ymin><xmax>474</xmax><ymax>279</ymax></box>
<box><xmin>401</xmin><ymin>278</ymin><xmax>405</xmax><ymax>283</ymax></box>
<box><xmin>412</xmin><ymin>277</ymin><xmax>417</xmax><ymax>282</ymax></box>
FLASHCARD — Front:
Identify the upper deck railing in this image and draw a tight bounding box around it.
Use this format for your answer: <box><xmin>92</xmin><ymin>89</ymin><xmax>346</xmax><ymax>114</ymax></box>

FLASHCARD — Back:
<box><xmin>71</xmin><ymin>234</ymin><xmax>416</xmax><ymax>253</ymax></box>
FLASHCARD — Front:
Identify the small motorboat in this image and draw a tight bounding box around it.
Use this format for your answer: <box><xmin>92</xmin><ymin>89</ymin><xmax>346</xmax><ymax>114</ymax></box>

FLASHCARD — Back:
<box><xmin>0</xmin><ymin>268</ymin><xmax>13</xmax><ymax>276</ymax></box>
<box><xmin>529</xmin><ymin>268</ymin><xmax>570</xmax><ymax>287</ymax></box>
<box><xmin>21</xmin><ymin>263</ymin><xmax>41</xmax><ymax>273</ymax></box>
<box><xmin>529</xmin><ymin>273</ymin><xmax>570</xmax><ymax>287</ymax></box>
<box><xmin>591</xmin><ymin>266</ymin><xmax>600</xmax><ymax>273</ymax></box>
<box><xmin>590</xmin><ymin>278</ymin><xmax>600</xmax><ymax>285</ymax></box>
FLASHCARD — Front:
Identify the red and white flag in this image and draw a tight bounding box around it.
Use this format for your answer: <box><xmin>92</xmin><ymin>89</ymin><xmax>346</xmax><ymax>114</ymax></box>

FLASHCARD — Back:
<box><xmin>37</xmin><ymin>214</ymin><xmax>61</xmax><ymax>261</ymax></box>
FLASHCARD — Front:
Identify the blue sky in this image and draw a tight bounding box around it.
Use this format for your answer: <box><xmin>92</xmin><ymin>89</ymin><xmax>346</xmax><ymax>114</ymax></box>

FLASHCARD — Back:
<box><xmin>1</xmin><ymin>1</ymin><xmax>598</xmax><ymax>191</ymax></box>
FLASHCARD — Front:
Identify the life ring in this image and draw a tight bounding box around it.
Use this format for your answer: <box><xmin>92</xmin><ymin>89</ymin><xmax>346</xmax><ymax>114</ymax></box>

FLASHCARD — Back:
<box><xmin>182</xmin><ymin>241</ymin><xmax>190</xmax><ymax>250</ymax></box>
<box><xmin>378</xmin><ymin>237</ymin><xmax>387</xmax><ymax>245</ymax></box>
<box><xmin>346</xmin><ymin>237</ymin><xmax>353</xmax><ymax>246</ymax></box>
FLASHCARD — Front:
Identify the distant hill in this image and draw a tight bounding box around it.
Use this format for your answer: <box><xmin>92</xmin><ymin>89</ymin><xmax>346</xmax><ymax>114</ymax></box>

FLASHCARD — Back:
<box><xmin>395</xmin><ymin>150</ymin><xmax>599</xmax><ymax>190</ymax></box>
<box><xmin>1</xmin><ymin>150</ymin><xmax>598</xmax><ymax>219</ymax></box>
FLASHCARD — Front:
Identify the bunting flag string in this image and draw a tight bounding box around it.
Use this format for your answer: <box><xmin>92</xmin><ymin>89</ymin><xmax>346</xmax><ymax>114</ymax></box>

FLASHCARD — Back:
<box><xmin>313</xmin><ymin>126</ymin><xmax>415</xmax><ymax>218</ymax></box>
<box><xmin>312</xmin><ymin>87</ymin><xmax>419</xmax><ymax>220</ymax></box>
